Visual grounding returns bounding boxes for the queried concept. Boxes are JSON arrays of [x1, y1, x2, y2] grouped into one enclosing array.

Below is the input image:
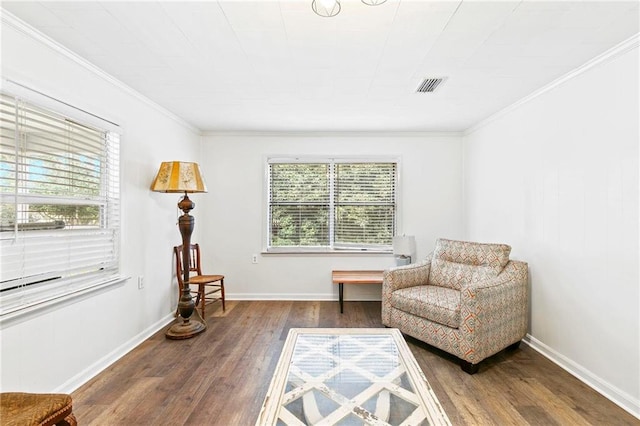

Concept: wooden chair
[[174, 244, 225, 318]]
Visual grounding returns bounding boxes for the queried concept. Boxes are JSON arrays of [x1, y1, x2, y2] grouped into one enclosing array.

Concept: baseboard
[[523, 334, 639, 419], [54, 313, 175, 394], [226, 293, 381, 301]]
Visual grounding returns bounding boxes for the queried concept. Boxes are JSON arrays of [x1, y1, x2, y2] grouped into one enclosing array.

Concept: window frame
[[0, 83, 124, 323], [265, 155, 400, 254]]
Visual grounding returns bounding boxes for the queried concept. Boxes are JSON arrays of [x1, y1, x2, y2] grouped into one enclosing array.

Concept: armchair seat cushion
[[391, 285, 460, 329]]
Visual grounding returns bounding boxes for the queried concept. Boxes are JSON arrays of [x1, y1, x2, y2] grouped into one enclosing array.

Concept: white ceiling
[[2, 1, 639, 132]]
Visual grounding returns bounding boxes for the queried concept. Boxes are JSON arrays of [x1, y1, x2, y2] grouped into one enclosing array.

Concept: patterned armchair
[[382, 238, 528, 374]]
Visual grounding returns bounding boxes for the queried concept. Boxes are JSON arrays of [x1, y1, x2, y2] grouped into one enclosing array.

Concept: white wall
[[463, 45, 639, 415], [199, 133, 464, 301], [0, 15, 202, 392]]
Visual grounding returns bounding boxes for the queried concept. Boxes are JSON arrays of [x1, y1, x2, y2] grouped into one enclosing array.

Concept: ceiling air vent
[[416, 77, 446, 93]]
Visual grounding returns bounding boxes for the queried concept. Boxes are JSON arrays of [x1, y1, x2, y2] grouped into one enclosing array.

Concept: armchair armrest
[[383, 259, 431, 292], [458, 260, 528, 363], [381, 256, 432, 325]]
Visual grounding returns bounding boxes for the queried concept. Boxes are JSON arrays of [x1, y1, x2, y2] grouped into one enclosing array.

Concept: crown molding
[[1, 9, 200, 135], [464, 33, 640, 136], [201, 130, 464, 138]]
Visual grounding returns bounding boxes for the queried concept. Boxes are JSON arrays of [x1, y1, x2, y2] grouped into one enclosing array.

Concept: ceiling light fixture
[[312, 0, 341, 17], [312, 0, 387, 17]]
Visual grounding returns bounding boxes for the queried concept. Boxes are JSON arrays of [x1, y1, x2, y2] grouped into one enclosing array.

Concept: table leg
[[339, 283, 344, 314]]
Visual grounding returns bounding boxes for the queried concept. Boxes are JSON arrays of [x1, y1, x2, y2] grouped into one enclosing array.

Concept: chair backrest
[[428, 238, 511, 290], [174, 243, 204, 285]]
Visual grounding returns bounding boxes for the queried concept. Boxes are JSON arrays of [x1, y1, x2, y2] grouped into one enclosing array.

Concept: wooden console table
[[332, 270, 384, 313]]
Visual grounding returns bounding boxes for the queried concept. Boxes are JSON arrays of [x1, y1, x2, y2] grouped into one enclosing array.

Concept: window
[[0, 92, 121, 317], [267, 157, 397, 252]]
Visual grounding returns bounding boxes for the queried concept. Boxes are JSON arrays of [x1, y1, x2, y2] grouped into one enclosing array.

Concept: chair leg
[[460, 360, 479, 375], [60, 413, 77, 426], [199, 285, 205, 318], [506, 340, 521, 351], [221, 279, 225, 311]]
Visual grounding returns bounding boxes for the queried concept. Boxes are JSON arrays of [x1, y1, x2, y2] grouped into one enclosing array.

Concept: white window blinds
[[334, 162, 396, 248], [268, 158, 397, 251], [0, 92, 120, 316], [269, 162, 330, 247]]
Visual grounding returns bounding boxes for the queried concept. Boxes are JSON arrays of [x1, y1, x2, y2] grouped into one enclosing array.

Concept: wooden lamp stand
[[165, 193, 206, 339]]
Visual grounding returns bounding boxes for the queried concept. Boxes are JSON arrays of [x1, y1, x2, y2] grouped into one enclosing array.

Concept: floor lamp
[[151, 161, 208, 340]]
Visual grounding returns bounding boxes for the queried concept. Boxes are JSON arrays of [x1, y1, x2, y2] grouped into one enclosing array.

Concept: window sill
[[263, 249, 393, 256], [0, 275, 129, 328]]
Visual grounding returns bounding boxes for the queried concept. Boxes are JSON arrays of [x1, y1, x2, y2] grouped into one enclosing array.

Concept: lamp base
[[165, 310, 206, 340], [395, 255, 412, 266]]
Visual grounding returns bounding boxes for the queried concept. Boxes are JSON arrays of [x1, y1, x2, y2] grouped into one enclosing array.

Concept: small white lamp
[[393, 235, 416, 266]]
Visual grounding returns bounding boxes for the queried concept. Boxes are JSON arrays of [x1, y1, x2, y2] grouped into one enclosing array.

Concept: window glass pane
[[336, 163, 396, 203], [0, 91, 120, 299], [334, 162, 396, 246], [270, 163, 328, 202], [0, 96, 17, 195], [18, 103, 104, 200], [269, 163, 330, 247], [335, 205, 394, 245], [0, 203, 100, 231], [270, 205, 329, 246], [0, 203, 15, 229]]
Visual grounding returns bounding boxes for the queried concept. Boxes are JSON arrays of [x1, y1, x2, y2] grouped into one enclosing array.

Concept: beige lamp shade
[[150, 161, 207, 193]]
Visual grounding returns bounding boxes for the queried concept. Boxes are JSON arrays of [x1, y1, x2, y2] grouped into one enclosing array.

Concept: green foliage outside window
[[0, 122, 104, 231], [334, 163, 395, 246], [270, 163, 329, 246]]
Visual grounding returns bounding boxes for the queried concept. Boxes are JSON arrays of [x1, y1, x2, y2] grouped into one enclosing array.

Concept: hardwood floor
[[73, 301, 638, 425]]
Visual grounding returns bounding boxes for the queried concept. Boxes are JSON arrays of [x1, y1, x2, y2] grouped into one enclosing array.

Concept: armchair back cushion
[[429, 238, 512, 290]]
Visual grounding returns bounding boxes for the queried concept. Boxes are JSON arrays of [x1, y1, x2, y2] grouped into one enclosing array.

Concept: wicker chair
[[382, 238, 528, 374], [0, 392, 76, 426]]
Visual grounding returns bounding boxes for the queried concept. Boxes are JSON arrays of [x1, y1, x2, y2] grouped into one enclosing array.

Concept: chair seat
[[174, 244, 225, 317], [189, 274, 224, 284], [0, 392, 77, 426], [391, 285, 460, 329]]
